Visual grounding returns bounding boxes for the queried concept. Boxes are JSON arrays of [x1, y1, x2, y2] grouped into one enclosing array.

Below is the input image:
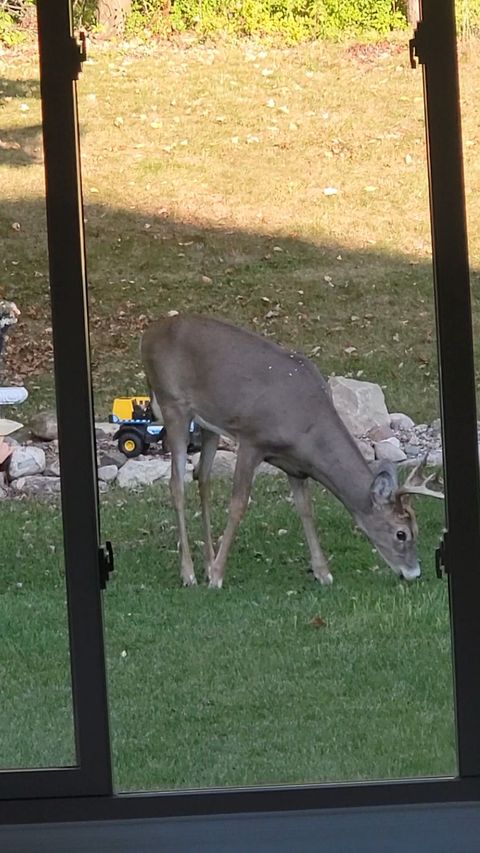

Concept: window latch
[[435, 530, 449, 579], [99, 541, 114, 589]]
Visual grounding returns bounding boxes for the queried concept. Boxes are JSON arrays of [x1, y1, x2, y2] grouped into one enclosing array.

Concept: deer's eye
[[396, 530, 407, 542]]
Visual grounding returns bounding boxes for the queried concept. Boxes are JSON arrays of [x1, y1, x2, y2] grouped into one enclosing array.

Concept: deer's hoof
[[181, 574, 197, 587], [319, 572, 333, 586], [208, 576, 223, 590]]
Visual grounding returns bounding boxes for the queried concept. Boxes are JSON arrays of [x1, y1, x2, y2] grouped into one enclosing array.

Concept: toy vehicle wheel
[[118, 430, 143, 458]]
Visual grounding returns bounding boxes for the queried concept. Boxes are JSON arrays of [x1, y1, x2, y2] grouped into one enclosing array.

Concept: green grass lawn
[[0, 480, 454, 789]]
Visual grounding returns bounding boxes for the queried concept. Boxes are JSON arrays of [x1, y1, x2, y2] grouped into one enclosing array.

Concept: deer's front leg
[[208, 443, 260, 589], [193, 428, 219, 581], [288, 475, 333, 586]]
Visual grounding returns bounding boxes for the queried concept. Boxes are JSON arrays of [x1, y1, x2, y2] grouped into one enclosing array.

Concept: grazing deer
[[141, 315, 443, 588]]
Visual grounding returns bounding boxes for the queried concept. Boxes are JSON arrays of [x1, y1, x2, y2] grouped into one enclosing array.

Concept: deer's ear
[[370, 464, 397, 506]]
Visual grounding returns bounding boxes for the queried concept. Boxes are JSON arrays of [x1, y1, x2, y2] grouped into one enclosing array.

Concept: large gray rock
[[374, 438, 407, 463], [11, 475, 61, 495], [117, 457, 173, 489], [390, 412, 415, 431], [328, 376, 390, 437], [190, 451, 279, 478], [191, 450, 237, 478], [9, 446, 46, 479], [98, 449, 127, 468], [30, 410, 58, 441], [98, 464, 118, 483]]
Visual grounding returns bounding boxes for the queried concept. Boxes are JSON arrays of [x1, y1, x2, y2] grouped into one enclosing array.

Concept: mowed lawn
[[0, 480, 453, 790], [0, 31, 474, 788]]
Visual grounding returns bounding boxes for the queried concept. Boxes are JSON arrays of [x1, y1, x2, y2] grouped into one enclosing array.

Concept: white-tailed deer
[[141, 315, 443, 588]]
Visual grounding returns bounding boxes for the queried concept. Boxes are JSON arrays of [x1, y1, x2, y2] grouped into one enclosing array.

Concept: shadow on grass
[[0, 76, 40, 104], [1, 196, 479, 422], [0, 122, 43, 166]]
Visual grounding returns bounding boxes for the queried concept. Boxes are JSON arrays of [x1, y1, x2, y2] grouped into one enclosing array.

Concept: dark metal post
[[36, 0, 112, 793], [413, 0, 480, 776]]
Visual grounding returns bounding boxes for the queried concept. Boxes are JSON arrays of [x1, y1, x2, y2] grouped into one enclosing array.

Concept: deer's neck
[[300, 420, 374, 516]]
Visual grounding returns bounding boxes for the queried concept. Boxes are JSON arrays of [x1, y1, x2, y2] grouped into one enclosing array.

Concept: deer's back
[[142, 314, 336, 444]]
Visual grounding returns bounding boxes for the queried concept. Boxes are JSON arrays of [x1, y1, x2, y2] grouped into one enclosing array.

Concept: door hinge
[[435, 530, 449, 579], [99, 541, 114, 589], [409, 19, 428, 69]]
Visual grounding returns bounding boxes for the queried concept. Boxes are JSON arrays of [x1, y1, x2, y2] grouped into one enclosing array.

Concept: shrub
[[126, 0, 408, 41], [0, 8, 25, 45]]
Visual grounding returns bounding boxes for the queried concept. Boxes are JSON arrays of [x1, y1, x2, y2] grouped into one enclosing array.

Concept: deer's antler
[[396, 455, 444, 500]]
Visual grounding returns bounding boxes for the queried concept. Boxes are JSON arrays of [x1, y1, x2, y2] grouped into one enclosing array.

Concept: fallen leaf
[[309, 616, 327, 628]]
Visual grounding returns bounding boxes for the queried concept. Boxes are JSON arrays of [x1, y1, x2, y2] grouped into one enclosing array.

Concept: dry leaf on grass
[[309, 616, 327, 629]]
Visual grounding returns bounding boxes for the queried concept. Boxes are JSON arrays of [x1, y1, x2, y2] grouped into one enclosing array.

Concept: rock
[[44, 456, 61, 477], [190, 451, 280, 478], [427, 449, 443, 466], [117, 457, 174, 489], [95, 422, 119, 438], [367, 424, 394, 442], [430, 418, 442, 435], [328, 376, 390, 437], [10, 426, 33, 443], [355, 439, 375, 462], [4, 436, 20, 448], [11, 475, 61, 495], [98, 464, 118, 483], [390, 412, 415, 431], [0, 418, 24, 436], [374, 439, 407, 463], [98, 449, 127, 468], [404, 444, 422, 458], [191, 450, 237, 478], [256, 460, 281, 476], [218, 435, 237, 452], [9, 446, 46, 479], [30, 410, 58, 441]]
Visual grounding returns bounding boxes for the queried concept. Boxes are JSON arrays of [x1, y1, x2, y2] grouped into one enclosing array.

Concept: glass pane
[[0, 19, 76, 769], [79, 35, 455, 789]]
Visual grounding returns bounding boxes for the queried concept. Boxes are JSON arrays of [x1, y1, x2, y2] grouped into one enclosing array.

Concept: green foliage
[[0, 8, 26, 45], [72, 0, 99, 29], [127, 0, 408, 41]]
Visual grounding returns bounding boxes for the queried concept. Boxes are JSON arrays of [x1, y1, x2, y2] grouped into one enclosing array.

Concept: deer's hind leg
[[193, 428, 219, 582], [161, 404, 197, 587], [288, 475, 333, 586]]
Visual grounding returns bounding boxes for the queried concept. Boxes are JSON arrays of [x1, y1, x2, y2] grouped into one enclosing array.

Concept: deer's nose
[[400, 564, 421, 581]]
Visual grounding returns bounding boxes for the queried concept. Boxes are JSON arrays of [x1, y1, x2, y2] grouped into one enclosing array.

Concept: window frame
[[2, 0, 480, 822]]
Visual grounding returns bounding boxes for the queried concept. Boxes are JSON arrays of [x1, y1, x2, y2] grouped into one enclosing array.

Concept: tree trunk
[[97, 0, 132, 35], [406, 0, 420, 26]]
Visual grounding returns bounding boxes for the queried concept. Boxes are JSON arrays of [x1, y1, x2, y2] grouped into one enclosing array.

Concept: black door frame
[[2, 0, 480, 824], [0, 0, 112, 801]]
